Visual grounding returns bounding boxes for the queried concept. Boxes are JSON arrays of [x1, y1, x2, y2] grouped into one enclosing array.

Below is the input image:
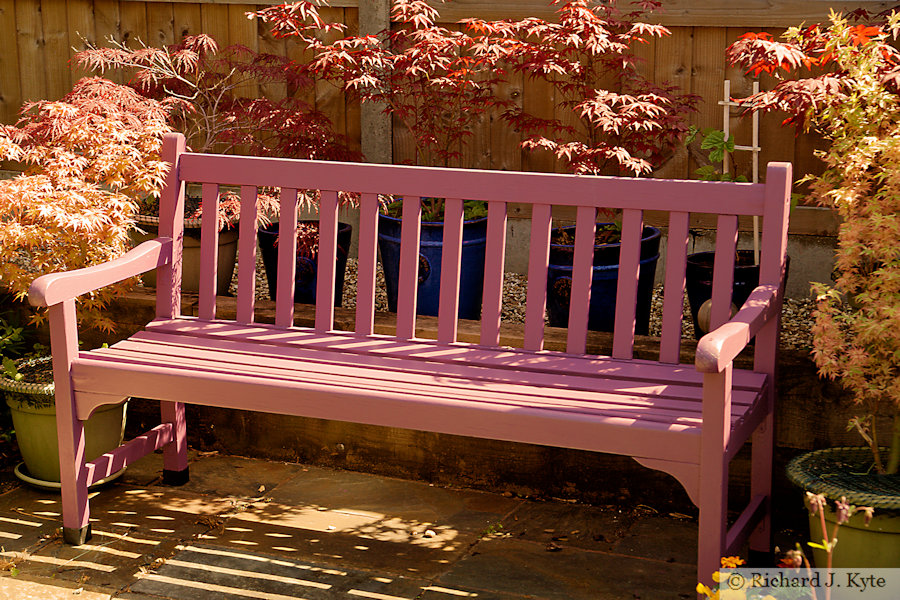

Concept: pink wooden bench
[[30, 132, 791, 586]]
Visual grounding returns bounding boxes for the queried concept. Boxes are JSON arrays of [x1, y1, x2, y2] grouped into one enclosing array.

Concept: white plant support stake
[[719, 80, 761, 264]]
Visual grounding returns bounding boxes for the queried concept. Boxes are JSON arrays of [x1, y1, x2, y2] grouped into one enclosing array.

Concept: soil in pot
[[378, 213, 488, 320], [546, 224, 661, 334], [257, 221, 353, 306]]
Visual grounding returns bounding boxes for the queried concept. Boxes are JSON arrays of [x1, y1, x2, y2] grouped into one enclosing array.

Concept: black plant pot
[[257, 221, 353, 306], [685, 250, 765, 339], [546, 224, 661, 334]]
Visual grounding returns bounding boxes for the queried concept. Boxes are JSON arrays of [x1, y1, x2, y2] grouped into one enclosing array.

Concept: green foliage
[[686, 127, 748, 182]]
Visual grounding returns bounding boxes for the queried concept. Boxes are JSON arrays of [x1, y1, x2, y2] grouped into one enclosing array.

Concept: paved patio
[[0, 452, 703, 599]]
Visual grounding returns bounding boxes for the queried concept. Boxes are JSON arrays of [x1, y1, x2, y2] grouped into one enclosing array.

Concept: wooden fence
[[1, 0, 882, 230]]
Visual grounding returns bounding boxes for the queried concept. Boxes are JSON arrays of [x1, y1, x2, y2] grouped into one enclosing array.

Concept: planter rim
[[787, 446, 900, 509], [0, 356, 55, 398], [135, 212, 205, 230], [550, 224, 661, 251], [378, 207, 488, 227]]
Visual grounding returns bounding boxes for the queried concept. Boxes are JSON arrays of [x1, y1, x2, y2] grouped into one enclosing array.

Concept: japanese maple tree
[[76, 34, 358, 162], [462, 0, 697, 176], [256, 0, 499, 220], [728, 10, 900, 473], [0, 77, 174, 331], [77, 33, 362, 252]]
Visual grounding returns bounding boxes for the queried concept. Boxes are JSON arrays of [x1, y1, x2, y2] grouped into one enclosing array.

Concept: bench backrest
[[155, 133, 791, 365]]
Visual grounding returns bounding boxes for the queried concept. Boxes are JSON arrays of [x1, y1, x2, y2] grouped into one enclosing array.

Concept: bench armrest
[[694, 284, 780, 374], [28, 238, 173, 308]]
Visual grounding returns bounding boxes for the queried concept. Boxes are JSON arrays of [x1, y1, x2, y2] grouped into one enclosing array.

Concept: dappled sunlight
[[127, 543, 481, 599]]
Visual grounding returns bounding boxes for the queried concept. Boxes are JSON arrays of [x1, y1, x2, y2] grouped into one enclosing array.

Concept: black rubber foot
[[748, 548, 772, 567], [162, 467, 190, 486], [63, 524, 92, 546]]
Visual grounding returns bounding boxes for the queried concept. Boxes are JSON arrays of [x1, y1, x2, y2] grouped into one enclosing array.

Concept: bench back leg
[[50, 300, 92, 544], [161, 401, 190, 485]]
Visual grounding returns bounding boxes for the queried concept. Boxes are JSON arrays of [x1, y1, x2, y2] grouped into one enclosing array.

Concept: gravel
[[239, 255, 815, 351]]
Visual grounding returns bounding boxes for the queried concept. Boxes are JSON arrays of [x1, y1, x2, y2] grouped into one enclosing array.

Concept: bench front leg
[[50, 300, 92, 545], [697, 364, 732, 589]]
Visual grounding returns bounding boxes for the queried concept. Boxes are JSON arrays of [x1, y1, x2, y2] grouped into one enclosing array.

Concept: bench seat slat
[[144, 318, 768, 390], [81, 342, 752, 428], [71, 356, 703, 463], [112, 331, 762, 407]]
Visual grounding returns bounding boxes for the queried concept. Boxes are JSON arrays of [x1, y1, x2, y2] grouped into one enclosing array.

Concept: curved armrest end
[[695, 284, 780, 373], [28, 238, 173, 307]]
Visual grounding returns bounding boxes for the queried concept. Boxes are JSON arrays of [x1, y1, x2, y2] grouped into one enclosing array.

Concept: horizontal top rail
[[178, 153, 775, 217]]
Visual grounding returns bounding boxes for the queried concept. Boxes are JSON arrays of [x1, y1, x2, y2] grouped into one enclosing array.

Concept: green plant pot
[[1, 357, 127, 485], [805, 499, 900, 568], [787, 446, 900, 568]]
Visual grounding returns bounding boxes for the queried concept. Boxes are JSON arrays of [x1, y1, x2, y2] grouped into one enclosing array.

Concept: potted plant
[[682, 127, 764, 338], [257, 0, 497, 319], [463, 0, 695, 332], [1, 352, 127, 489], [77, 34, 360, 296], [729, 9, 900, 565]]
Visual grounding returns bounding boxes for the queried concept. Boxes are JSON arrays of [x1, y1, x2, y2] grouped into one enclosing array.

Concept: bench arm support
[[29, 238, 173, 308], [695, 284, 780, 374]]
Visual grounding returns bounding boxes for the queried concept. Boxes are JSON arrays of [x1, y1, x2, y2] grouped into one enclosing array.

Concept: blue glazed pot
[[378, 210, 488, 320], [546, 224, 661, 334]]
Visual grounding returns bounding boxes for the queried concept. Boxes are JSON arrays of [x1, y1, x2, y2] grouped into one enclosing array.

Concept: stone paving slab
[[87, 485, 237, 541], [0, 574, 113, 599], [157, 454, 306, 500], [129, 543, 431, 600], [611, 515, 699, 566], [498, 500, 635, 552], [434, 536, 696, 600], [0, 454, 704, 599]]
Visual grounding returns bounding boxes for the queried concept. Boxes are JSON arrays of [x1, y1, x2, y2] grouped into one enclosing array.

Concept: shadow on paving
[[0, 452, 699, 599]]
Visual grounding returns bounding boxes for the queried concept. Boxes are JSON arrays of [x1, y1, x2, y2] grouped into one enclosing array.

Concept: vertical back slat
[[156, 133, 185, 320], [566, 206, 597, 354], [524, 204, 552, 351], [612, 209, 644, 359], [355, 193, 380, 336], [236, 185, 258, 324], [275, 188, 299, 328], [198, 183, 220, 321], [659, 211, 690, 363], [396, 196, 422, 339], [710, 214, 739, 331], [480, 200, 507, 346], [438, 198, 464, 343], [315, 190, 339, 332]]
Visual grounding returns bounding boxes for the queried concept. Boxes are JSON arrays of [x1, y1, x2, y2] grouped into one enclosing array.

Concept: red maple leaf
[[848, 24, 882, 46]]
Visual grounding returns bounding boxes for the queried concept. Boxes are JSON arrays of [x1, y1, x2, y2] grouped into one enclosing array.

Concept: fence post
[[359, 0, 392, 164]]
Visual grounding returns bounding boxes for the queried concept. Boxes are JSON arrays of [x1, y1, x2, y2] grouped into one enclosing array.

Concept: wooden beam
[[428, 0, 895, 28]]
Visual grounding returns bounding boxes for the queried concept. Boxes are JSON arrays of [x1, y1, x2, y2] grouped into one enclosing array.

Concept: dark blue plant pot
[[257, 220, 353, 306], [378, 211, 488, 320], [546, 224, 661, 334]]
